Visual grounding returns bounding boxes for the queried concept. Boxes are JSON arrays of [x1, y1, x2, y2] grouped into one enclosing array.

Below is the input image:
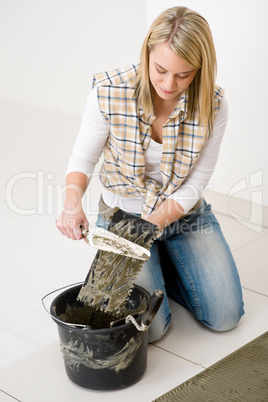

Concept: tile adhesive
[[57, 213, 155, 327]]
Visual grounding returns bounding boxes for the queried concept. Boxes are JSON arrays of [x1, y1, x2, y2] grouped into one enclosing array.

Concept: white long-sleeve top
[[67, 87, 228, 214]]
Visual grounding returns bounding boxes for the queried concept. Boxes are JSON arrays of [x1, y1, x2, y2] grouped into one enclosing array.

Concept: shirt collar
[[169, 90, 188, 119], [137, 89, 188, 121]]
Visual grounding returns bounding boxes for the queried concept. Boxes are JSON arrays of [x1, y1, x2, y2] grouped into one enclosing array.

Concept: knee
[[208, 312, 242, 332], [200, 299, 245, 332]]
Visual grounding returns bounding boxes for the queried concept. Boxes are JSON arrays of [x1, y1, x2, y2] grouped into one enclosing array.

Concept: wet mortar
[[56, 299, 147, 329], [57, 212, 156, 329]]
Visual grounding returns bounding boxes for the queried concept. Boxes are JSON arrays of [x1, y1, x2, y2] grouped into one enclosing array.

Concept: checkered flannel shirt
[[92, 65, 224, 235]]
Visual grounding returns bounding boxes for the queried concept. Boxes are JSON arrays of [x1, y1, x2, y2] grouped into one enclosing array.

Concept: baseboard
[[205, 190, 268, 230]]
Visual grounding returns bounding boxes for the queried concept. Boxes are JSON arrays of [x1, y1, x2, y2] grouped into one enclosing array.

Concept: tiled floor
[[1, 99, 267, 401]]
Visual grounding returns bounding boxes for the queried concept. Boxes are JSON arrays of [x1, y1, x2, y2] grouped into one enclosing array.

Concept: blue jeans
[[95, 199, 245, 343]]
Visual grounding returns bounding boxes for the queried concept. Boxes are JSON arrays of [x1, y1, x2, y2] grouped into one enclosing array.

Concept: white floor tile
[[0, 391, 19, 402], [214, 212, 267, 252], [233, 234, 268, 296], [154, 289, 268, 368], [0, 341, 203, 402], [0, 212, 97, 369]]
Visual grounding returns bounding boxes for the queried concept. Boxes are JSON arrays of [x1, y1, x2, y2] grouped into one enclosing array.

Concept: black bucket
[[49, 284, 151, 390]]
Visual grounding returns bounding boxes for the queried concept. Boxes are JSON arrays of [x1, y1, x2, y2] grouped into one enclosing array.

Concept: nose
[[164, 74, 176, 91]]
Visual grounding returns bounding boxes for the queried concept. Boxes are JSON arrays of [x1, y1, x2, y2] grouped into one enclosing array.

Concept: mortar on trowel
[[43, 209, 163, 390]]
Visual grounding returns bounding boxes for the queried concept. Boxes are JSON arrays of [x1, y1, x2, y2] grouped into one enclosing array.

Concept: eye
[[177, 74, 190, 80], [156, 68, 166, 74]]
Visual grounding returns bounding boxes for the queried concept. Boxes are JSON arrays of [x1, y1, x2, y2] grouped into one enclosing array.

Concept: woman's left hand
[[145, 198, 184, 230]]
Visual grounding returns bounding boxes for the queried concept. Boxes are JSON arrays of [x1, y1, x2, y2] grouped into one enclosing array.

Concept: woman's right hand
[[56, 201, 89, 241], [56, 172, 90, 240]]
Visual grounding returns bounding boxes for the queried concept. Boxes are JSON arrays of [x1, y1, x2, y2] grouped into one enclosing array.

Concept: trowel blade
[[83, 226, 151, 261]]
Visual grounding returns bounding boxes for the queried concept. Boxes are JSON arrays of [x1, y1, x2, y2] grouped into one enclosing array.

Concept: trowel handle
[[80, 226, 93, 240], [81, 227, 88, 237], [141, 289, 164, 330]]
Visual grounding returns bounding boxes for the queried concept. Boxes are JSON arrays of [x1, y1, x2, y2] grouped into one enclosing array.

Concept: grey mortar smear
[[60, 335, 142, 374], [77, 219, 154, 316]]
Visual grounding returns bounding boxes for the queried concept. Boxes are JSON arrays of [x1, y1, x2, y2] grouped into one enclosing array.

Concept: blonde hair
[[135, 6, 217, 137]]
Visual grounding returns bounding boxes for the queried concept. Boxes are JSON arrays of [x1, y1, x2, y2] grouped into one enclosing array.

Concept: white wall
[[0, 0, 147, 116], [146, 0, 268, 208], [1, 0, 267, 210]]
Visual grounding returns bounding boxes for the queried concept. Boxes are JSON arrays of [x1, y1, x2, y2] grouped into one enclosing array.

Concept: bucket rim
[[42, 283, 151, 333]]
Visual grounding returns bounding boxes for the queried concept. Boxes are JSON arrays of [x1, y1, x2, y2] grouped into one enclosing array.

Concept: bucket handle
[[41, 282, 91, 330], [110, 289, 164, 331], [126, 289, 164, 331]]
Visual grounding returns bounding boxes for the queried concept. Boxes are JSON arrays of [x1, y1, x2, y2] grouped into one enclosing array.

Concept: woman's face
[[149, 42, 197, 103]]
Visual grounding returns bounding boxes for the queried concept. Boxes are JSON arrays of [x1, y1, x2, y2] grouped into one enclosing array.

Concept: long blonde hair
[[135, 6, 217, 137]]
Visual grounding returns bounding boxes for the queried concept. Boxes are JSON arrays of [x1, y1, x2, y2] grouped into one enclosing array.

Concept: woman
[[57, 6, 244, 342]]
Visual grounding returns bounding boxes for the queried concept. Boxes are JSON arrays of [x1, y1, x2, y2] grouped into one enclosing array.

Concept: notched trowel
[[81, 225, 150, 261], [77, 208, 157, 316]]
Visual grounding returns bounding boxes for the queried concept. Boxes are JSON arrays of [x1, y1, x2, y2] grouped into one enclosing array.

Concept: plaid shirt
[[93, 65, 224, 226]]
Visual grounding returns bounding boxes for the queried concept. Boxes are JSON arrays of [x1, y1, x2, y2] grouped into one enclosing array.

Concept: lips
[[159, 86, 177, 95]]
